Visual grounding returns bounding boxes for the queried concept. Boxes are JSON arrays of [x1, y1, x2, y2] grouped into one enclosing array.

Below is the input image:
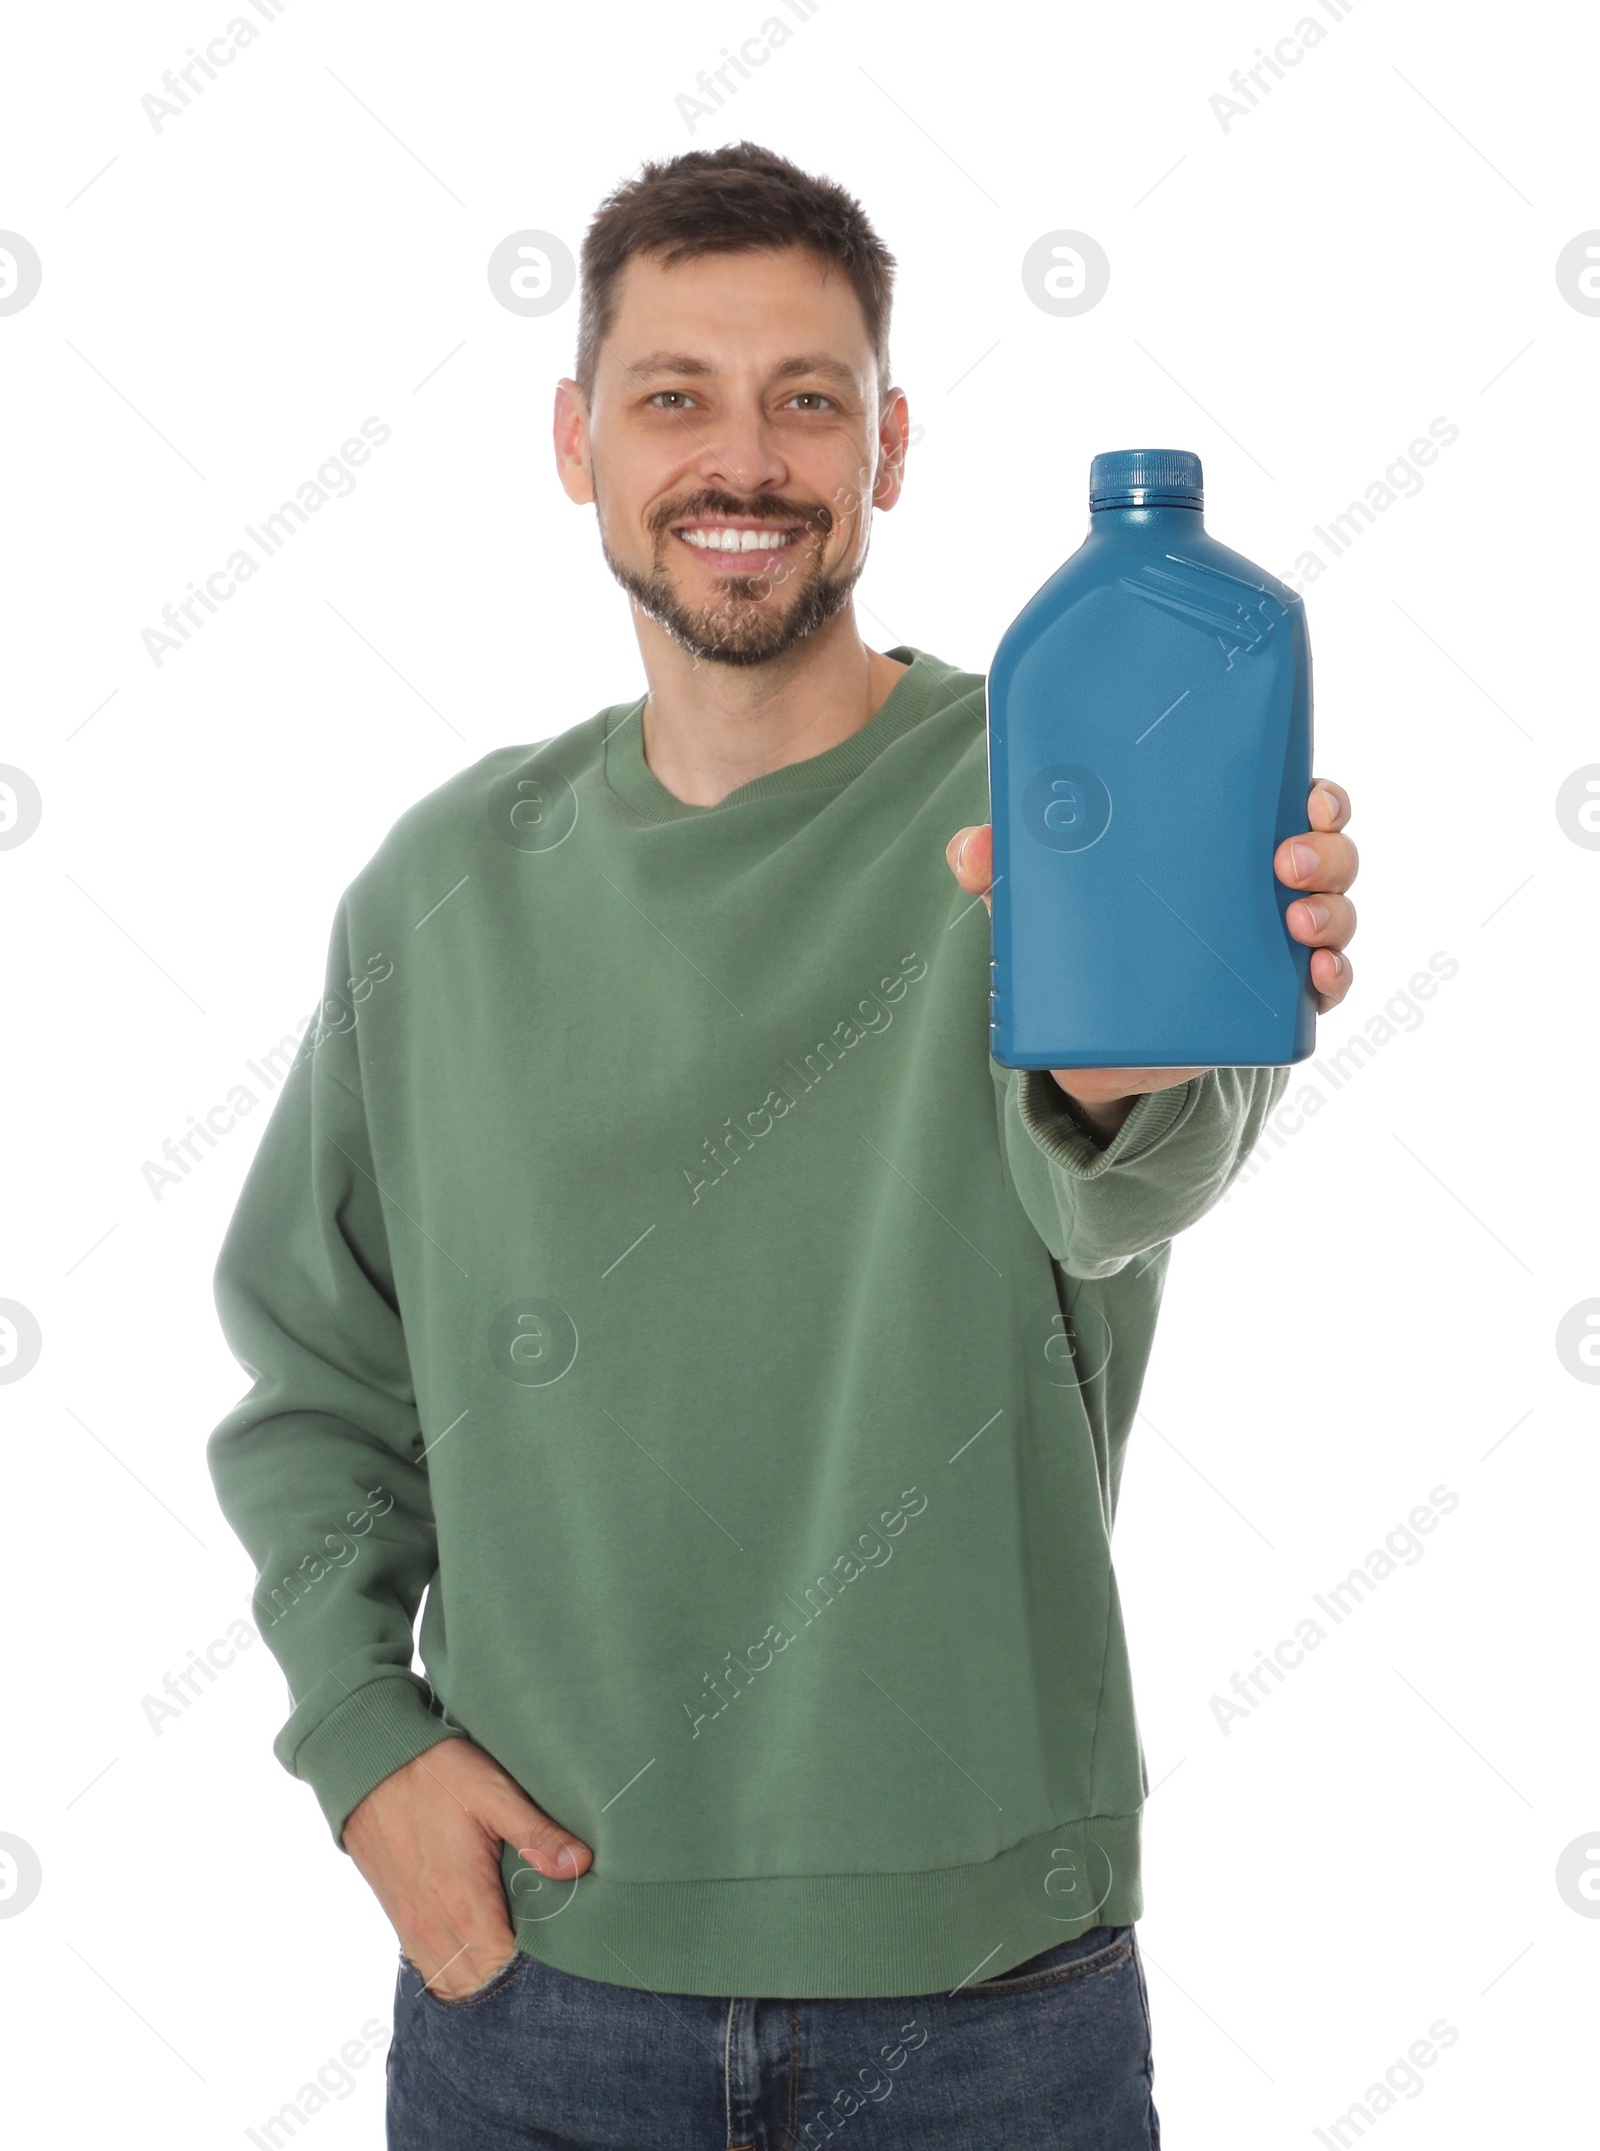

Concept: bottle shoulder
[[992, 528, 1302, 680]]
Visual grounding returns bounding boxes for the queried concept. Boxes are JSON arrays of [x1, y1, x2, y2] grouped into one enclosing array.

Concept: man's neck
[[632, 611, 910, 808]]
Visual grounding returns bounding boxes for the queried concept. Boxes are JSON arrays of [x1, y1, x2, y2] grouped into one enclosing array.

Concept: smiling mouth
[[670, 520, 809, 571]]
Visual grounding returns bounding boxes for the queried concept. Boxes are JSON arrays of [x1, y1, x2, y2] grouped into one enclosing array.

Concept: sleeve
[[207, 896, 466, 1844], [994, 1062, 1290, 1280]]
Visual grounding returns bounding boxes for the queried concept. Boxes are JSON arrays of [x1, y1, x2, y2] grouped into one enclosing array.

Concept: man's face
[[560, 246, 905, 667]]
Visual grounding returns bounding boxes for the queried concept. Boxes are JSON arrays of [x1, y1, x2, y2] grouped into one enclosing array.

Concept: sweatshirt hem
[[502, 1809, 1143, 1999]]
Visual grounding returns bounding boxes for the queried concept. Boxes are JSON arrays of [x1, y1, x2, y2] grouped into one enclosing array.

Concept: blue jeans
[[387, 1922, 1160, 2148]]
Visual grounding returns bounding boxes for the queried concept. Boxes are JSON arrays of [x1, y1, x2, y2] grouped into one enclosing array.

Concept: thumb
[[478, 1783, 592, 1878], [946, 823, 993, 893]]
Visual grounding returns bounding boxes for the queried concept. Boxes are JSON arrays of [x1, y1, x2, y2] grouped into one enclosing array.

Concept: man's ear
[[553, 378, 595, 507], [872, 387, 912, 513]]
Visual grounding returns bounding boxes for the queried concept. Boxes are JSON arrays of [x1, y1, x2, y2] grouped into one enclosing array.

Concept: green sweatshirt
[[208, 645, 1285, 1999]]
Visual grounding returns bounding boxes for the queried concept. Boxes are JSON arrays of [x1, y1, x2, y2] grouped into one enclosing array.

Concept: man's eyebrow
[[768, 355, 861, 390], [625, 351, 716, 379], [624, 351, 862, 391]]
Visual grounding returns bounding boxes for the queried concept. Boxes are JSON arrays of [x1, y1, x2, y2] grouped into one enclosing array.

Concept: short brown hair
[[575, 141, 896, 407]]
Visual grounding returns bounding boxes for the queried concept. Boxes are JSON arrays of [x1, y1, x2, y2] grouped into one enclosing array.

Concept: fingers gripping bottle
[[986, 449, 1316, 1069]]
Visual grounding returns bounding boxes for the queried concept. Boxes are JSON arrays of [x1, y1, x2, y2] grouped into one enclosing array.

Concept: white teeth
[[678, 526, 796, 552]]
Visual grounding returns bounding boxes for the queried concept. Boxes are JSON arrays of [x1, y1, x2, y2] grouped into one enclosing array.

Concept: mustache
[[653, 492, 834, 540]]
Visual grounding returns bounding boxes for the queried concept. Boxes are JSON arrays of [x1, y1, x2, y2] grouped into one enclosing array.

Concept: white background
[[2, 1, 1596, 2143]]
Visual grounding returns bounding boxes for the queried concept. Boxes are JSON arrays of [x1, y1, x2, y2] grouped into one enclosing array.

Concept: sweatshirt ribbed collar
[[601, 645, 955, 824]]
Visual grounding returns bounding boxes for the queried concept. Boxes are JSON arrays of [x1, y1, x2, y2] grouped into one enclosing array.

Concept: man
[[210, 142, 1358, 2148]]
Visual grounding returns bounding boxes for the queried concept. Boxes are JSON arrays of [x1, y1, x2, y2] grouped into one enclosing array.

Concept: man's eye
[[787, 392, 834, 410], [650, 391, 696, 409]]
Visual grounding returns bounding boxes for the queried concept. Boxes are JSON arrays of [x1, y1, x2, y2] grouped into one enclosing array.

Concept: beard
[[597, 491, 866, 668]]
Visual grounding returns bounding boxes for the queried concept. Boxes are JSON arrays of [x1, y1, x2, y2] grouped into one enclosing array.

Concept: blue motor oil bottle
[[986, 448, 1316, 1069]]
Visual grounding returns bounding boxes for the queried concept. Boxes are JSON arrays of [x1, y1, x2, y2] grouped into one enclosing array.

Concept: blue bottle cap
[[1089, 449, 1204, 509]]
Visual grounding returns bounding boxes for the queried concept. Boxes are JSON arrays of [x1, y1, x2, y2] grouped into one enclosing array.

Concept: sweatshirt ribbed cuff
[[291, 1676, 468, 1846], [1013, 1069, 1199, 1181]]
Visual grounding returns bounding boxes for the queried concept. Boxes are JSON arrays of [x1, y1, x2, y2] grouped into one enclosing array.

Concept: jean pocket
[[967, 1924, 1133, 1995], [402, 1945, 533, 2012]]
